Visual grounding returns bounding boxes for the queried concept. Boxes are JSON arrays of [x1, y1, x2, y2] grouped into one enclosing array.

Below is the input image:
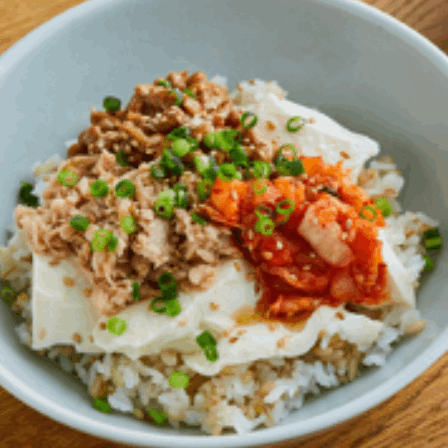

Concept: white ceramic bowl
[[1, 0, 448, 446]]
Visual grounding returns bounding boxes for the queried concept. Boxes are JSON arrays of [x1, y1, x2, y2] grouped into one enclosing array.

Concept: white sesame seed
[[263, 251, 273, 260], [303, 265, 312, 271], [276, 240, 284, 250], [309, 252, 316, 258], [341, 232, 348, 241], [231, 190, 238, 201], [290, 274, 298, 282], [312, 217, 319, 225], [247, 229, 254, 240], [346, 219, 353, 229]]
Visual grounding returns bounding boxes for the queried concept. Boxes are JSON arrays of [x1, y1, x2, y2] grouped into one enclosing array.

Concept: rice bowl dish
[[0, 72, 442, 435]]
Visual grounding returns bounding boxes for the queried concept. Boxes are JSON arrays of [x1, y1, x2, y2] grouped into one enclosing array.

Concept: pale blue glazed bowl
[[0, 0, 447, 446]]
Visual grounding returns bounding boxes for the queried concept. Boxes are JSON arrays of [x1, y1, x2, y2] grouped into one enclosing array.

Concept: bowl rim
[[1, 0, 448, 446]]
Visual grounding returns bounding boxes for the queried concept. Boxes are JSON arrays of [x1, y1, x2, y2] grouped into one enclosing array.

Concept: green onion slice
[[70, 215, 90, 232], [160, 149, 184, 176], [107, 235, 119, 252], [1, 286, 16, 303], [423, 255, 435, 271], [203, 132, 219, 149], [359, 205, 378, 222], [197, 179, 214, 201], [115, 179, 135, 198], [278, 144, 297, 160], [166, 126, 190, 140], [57, 169, 78, 187], [169, 371, 190, 389], [288, 159, 305, 176], [255, 205, 272, 219], [90, 179, 109, 198], [217, 163, 241, 182], [115, 151, 129, 167], [120, 216, 137, 234], [250, 161, 272, 179], [422, 228, 442, 251], [150, 297, 167, 314], [170, 88, 183, 106], [154, 199, 174, 219], [171, 138, 191, 158], [19, 182, 39, 208], [192, 213, 207, 225], [286, 116, 305, 132], [158, 272, 177, 293], [91, 229, 113, 252], [229, 145, 249, 167], [132, 281, 140, 300], [374, 197, 393, 218], [103, 96, 121, 112], [165, 298, 182, 317], [151, 164, 166, 180], [196, 330, 217, 349], [240, 112, 258, 129], [105, 316, 127, 336], [276, 199, 295, 215], [93, 398, 112, 413], [157, 79, 172, 89], [183, 88, 196, 99], [147, 408, 168, 425], [255, 217, 275, 236], [204, 345, 219, 362], [252, 179, 268, 195], [274, 214, 290, 226]]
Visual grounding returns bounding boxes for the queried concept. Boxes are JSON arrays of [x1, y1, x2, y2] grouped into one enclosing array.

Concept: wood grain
[[2, 1, 448, 447]]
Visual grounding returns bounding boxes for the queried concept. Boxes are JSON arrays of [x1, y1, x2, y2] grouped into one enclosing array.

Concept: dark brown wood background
[[2, 1, 448, 447]]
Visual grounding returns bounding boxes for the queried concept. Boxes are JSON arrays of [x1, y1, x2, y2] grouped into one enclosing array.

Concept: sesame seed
[[309, 252, 316, 258], [262, 251, 273, 260], [63, 277, 76, 287], [340, 151, 350, 159], [39, 328, 46, 340], [73, 333, 83, 344], [229, 336, 239, 344], [341, 232, 348, 241], [247, 229, 254, 240], [89, 335, 94, 343], [290, 274, 298, 282], [231, 190, 238, 201], [308, 117, 316, 124], [303, 265, 312, 271], [346, 219, 353, 229], [276, 240, 284, 250], [234, 262, 241, 271], [209, 302, 220, 311], [312, 217, 319, 225]]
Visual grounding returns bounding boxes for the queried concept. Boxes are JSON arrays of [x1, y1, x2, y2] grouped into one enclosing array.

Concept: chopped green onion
[[157, 79, 172, 89], [93, 398, 112, 413], [286, 116, 305, 132], [422, 228, 442, 252], [276, 199, 295, 215], [132, 281, 140, 300], [229, 144, 249, 167], [151, 297, 167, 314], [107, 235, 119, 252], [1, 286, 16, 303], [151, 164, 166, 180], [105, 316, 127, 336], [217, 163, 241, 182], [197, 179, 214, 201], [161, 149, 184, 176], [252, 179, 268, 195], [359, 205, 377, 222], [173, 183, 187, 193], [374, 197, 393, 218], [288, 159, 305, 176], [166, 126, 190, 140], [204, 345, 219, 362], [425, 237, 443, 251], [192, 213, 207, 225], [183, 88, 196, 99], [165, 298, 182, 317], [196, 330, 217, 349], [147, 408, 168, 425], [57, 169, 78, 187], [169, 371, 190, 389], [194, 156, 218, 180], [255, 205, 272, 219], [158, 189, 175, 205], [120, 216, 137, 234], [423, 255, 435, 271], [250, 161, 271, 179], [255, 217, 275, 236], [69, 215, 90, 232], [171, 138, 192, 158], [91, 229, 113, 252], [169, 88, 183, 106], [158, 272, 177, 293], [240, 112, 258, 129], [103, 96, 121, 112], [115, 179, 135, 198], [154, 199, 174, 219], [203, 132, 220, 149], [115, 151, 129, 167], [185, 136, 199, 151], [278, 144, 298, 160], [90, 179, 109, 198], [174, 190, 189, 209], [19, 182, 39, 207]]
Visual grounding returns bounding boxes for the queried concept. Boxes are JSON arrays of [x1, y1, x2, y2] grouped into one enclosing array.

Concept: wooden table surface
[[2, 0, 448, 447]]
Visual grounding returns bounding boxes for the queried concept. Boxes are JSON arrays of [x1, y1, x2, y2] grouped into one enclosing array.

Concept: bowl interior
[[1, 0, 448, 446]]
